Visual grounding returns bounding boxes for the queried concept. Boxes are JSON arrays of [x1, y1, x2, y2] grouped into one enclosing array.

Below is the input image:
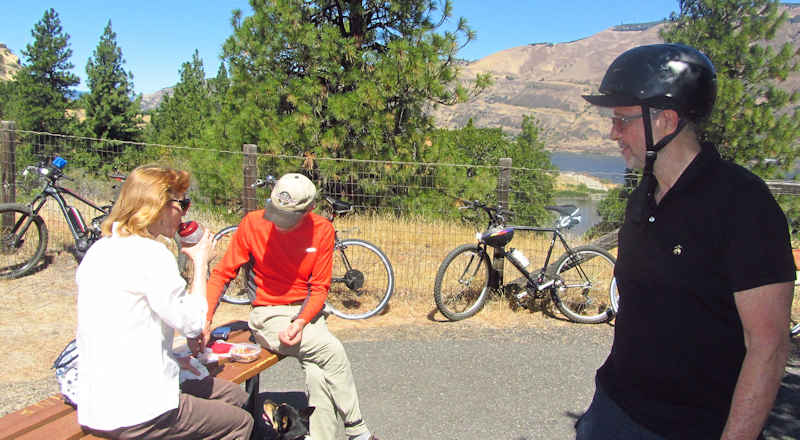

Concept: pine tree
[[426, 116, 555, 224], [149, 50, 212, 146], [82, 20, 141, 142], [209, 62, 230, 114], [661, 0, 800, 179], [0, 81, 15, 120], [220, 0, 491, 161], [13, 8, 80, 133]]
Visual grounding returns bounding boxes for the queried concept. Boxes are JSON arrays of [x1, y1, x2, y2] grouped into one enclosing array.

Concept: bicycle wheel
[[610, 277, 619, 315], [433, 244, 492, 321], [211, 226, 256, 305], [552, 245, 616, 324], [0, 204, 48, 279], [327, 239, 395, 320]]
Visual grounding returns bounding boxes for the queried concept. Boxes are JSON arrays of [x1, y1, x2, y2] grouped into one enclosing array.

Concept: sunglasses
[[609, 113, 644, 130], [171, 197, 191, 212], [607, 109, 662, 131]]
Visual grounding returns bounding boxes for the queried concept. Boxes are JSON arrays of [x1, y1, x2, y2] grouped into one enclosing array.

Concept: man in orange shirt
[[203, 173, 378, 440]]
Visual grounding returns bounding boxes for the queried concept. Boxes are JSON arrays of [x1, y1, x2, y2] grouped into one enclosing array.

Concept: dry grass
[[0, 205, 612, 412], [3, 204, 797, 417]]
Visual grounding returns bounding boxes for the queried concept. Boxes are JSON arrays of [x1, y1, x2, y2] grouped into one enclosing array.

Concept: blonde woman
[[76, 165, 253, 439]]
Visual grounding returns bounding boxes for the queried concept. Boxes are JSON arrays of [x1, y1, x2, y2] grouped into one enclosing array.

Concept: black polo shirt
[[597, 144, 795, 439]]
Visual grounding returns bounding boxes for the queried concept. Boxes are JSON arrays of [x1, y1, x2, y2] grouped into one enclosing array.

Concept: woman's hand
[[181, 229, 214, 266], [176, 355, 201, 376]]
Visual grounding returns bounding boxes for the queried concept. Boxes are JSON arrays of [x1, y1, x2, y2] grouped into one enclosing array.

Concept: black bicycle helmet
[[583, 43, 717, 122], [583, 44, 717, 224]]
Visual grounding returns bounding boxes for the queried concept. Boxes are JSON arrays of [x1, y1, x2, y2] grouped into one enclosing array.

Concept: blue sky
[[4, 1, 679, 95]]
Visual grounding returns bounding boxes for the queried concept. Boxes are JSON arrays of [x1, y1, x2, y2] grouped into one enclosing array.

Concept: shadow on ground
[[559, 338, 800, 440], [763, 338, 800, 439]]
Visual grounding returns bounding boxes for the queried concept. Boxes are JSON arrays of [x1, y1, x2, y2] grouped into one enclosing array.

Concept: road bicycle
[[210, 177, 395, 320], [433, 199, 617, 323], [0, 157, 124, 279]]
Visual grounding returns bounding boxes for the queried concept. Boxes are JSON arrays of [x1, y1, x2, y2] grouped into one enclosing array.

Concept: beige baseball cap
[[263, 173, 317, 230]]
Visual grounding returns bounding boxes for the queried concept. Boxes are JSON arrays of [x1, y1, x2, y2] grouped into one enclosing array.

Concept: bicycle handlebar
[[252, 175, 277, 188], [458, 198, 582, 231], [22, 163, 72, 183], [456, 198, 512, 227]]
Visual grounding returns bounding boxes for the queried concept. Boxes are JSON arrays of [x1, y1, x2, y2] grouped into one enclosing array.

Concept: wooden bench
[[0, 321, 282, 440]]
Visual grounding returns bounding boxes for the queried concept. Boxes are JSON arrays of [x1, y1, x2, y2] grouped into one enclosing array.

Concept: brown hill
[[431, 4, 800, 154], [0, 43, 21, 81], [140, 86, 173, 112]]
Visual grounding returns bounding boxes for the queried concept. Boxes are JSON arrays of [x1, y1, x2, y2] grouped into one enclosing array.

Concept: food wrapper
[[230, 343, 261, 363]]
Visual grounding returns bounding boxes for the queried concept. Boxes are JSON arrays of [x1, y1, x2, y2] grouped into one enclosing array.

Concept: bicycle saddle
[[324, 196, 352, 214], [545, 205, 578, 217]]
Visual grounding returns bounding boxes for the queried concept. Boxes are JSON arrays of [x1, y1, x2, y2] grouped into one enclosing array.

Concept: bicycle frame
[[9, 166, 111, 256], [28, 182, 108, 241], [486, 225, 577, 291], [325, 197, 359, 287], [457, 198, 587, 295]]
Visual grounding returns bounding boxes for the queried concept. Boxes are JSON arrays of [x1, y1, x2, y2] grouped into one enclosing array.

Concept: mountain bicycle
[[210, 177, 395, 320], [433, 199, 616, 323], [0, 157, 124, 279]]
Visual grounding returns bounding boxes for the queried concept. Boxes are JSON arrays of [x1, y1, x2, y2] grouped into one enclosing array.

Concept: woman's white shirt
[[75, 228, 207, 430]]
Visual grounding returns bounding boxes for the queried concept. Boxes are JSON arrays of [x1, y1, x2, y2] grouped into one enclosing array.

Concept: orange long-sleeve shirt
[[206, 210, 334, 324]]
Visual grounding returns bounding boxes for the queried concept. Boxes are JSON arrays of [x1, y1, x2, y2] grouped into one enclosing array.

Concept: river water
[[550, 151, 626, 184], [549, 151, 626, 236]]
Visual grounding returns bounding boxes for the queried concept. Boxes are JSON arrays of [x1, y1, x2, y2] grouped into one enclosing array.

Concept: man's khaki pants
[[250, 305, 369, 440]]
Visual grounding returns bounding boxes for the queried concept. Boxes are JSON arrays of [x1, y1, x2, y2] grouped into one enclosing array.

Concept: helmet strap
[[630, 105, 687, 223]]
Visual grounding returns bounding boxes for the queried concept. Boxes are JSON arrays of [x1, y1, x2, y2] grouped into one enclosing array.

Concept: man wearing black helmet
[[579, 43, 795, 439]]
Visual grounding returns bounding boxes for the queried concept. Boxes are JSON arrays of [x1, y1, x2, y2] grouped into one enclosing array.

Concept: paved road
[[256, 323, 800, 440]]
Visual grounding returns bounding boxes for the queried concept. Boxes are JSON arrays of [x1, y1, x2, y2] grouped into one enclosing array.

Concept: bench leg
[[244, 373, 260, 413]]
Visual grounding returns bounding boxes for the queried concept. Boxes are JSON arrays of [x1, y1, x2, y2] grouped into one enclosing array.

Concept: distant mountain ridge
[[430, 3, 800, 154], [140, 87, 173, 112]]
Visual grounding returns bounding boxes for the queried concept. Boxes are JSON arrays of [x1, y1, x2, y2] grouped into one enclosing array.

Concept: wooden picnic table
[[0, 321, 281, 440]]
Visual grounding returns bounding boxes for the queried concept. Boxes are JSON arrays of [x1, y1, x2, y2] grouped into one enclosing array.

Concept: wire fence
[[2, 124, 798, 302]]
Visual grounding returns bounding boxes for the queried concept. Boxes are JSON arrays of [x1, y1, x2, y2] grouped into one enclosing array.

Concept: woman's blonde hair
[[101, 165, 190, 238]]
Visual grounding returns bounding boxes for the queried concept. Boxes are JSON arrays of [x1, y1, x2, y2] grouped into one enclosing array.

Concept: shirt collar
[[663, 142, 720, 198]]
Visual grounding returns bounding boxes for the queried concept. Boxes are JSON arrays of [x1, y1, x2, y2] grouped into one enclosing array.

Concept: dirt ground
[[0, 247, 568, 417]]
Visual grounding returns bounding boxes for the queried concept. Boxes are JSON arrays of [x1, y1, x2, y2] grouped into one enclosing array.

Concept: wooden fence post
[[242, 144, 258, 213], [1, 121, 16, 205], [493, 157, 512, 286], [1, 121, 16, 231]]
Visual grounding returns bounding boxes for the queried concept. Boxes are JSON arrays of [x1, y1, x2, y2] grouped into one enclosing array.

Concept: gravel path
[[2, 321, 798, 439], [258, 324, 800, 440]]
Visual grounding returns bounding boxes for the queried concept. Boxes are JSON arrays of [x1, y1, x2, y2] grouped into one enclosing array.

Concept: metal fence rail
[[2, 124, 796, 300]]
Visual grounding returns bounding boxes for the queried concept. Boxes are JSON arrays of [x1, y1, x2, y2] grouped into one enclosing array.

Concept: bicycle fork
[[2, 197, 48, 250]]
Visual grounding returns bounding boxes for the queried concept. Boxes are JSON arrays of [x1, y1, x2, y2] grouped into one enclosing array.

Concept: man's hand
[[278, 319, 307, 346]]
